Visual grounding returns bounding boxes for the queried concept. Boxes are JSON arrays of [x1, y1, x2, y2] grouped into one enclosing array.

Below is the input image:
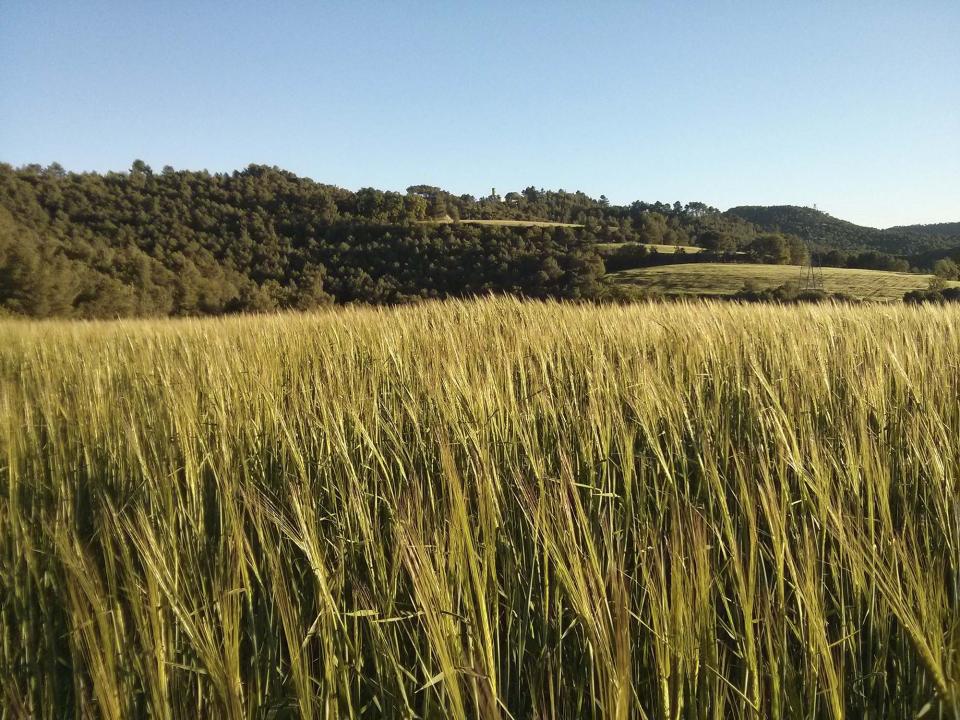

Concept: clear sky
[[2, 1, 957, 228]]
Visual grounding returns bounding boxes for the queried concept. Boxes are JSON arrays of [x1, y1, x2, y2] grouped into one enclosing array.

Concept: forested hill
[[725, 205, 960, 255], [0, 161, 761, 318], [0, 162, 609, 318], [887, 221, 960, 238], [2, 161, 957, 319]]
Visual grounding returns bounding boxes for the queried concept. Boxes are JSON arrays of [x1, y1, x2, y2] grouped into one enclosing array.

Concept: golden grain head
[[1, 298, 958, 718]]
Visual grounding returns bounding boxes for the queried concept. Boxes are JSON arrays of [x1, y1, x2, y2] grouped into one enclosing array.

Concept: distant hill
[[886, 221, 960, 238], [724, 205, 960, 256]]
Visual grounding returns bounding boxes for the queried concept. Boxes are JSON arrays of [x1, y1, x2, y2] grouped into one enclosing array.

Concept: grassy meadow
[[609, 262, 955, 300], [597, 242, 706, 255], [2, 298, 959, 719]]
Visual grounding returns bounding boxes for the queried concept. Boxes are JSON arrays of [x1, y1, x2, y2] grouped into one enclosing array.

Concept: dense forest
[[886, 221, 960, 238], [2, 161, 958, 318], [0, 163, 609, 318]]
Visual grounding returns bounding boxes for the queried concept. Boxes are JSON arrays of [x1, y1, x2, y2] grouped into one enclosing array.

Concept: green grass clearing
[[597, 241, 706, 254]]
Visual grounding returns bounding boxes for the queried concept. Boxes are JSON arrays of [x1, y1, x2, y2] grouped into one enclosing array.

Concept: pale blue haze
[[2, 1, 958, 227]]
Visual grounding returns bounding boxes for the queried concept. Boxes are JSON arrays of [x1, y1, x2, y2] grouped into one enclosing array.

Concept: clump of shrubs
[[733, 281, 856, 304], [903, 287, 960, 304], [903, 276, 960, 304], [601, 243, 652, 271]]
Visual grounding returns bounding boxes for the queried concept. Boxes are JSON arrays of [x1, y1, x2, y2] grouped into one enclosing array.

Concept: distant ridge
[[886, 221, 960, 237], [724, 205, 960, 255]]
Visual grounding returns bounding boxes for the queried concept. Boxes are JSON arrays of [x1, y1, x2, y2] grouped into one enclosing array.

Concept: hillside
[[2, 160, 956, 319], [888, 221, 960, 237], [725, 205, 960, 256], [608, 262, 953, 301], [0, 163, 606, 318]]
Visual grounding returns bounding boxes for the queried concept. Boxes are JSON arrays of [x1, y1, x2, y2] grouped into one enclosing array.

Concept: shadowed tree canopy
[[2, 162, 954, 318], [0, 163, 605, 318]]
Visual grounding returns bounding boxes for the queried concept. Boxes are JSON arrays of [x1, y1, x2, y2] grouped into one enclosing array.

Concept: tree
[[404, 194, 428, 221], [288, 265, 332, 310], [933, 258, 959, 280], [637, 212, 667, 245], [786, 235, 808, 265], [697, 229, 735, 252], [355, 188, 384, 220], [428, 195, 448, 219], [130, 159, 152, 176], [602, 243, 650, 271], [0, 208, 83, 316], [747, 234, 791, 264], [44, 162, 66, 178]]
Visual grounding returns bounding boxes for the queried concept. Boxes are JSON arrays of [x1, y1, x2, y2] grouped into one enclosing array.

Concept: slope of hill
[[725, 205, 960, 256], [3, 160, 956, 318], [608, 262, 954, 301], [888, 221, 960, 237], [0, 163, 613, 318]]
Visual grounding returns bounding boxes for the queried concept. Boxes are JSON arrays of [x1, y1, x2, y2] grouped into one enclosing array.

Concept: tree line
[[1, 163, 605, 318], [3, 161, 955, 318]]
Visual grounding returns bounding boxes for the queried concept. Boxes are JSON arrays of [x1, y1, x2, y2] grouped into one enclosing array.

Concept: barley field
[[1, 299, 958, 719], [609, 263, 955, 300]]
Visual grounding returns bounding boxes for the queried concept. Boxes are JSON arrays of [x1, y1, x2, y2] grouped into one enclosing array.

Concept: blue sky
[[2, 1, 957, 227]]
